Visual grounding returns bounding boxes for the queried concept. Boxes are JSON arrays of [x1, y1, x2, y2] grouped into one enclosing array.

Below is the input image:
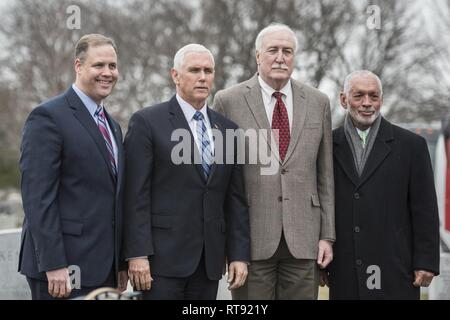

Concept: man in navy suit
[[122, 44, 250, 299], [19, 34, 127, 299]]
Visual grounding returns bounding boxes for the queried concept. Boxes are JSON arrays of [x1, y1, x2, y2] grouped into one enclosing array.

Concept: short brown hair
[[75, 34, 117, 63]]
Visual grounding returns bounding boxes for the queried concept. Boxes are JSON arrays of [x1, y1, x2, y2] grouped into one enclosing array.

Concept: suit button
[[354, 193, 360, 199], [354, 226, 360, 233], [278, 196, 283, 202], [281, 169, 288, 174], [356, 259, 362, 266]]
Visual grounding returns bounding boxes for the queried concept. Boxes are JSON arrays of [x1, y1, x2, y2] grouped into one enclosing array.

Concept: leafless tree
[[0, 0, 446, 162]]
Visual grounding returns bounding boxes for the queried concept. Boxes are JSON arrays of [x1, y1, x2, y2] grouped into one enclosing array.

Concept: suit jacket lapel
[[357, 118, 393, 187], [243, 75, 279, 162], [333, 127, 360, 186], [65, 87, 116, 182], [168, 96, 206, 182], [206, 108, 226, 185], [283, 80, 307, 164]]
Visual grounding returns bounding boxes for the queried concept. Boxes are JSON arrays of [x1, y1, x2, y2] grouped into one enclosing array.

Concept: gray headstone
[[429, 253, 450, 300], [217, 274, 231, 300], [0, 229, 30, 300]]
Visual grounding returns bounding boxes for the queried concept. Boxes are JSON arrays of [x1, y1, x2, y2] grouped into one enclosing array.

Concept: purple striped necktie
[[94, 105, 117, 177]]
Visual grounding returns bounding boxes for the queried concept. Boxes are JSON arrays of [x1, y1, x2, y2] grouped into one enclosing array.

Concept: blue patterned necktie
[[95, 105, 117, 177], [193, 111, 213, 179]]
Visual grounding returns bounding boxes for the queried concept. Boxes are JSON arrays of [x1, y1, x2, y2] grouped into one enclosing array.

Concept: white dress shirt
[[176, 94, 215, 154], [258, 76, 293, 131]]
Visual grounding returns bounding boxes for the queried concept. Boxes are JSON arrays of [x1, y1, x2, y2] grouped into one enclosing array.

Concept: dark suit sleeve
[[409, 137, 440, 275], [224, 130, 251, 263], [20, 107, 68, 272], [122, 112, 155, 259]]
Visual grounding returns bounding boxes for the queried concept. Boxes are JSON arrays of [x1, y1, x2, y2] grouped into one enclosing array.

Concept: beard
[[348, 108, 380, 129]]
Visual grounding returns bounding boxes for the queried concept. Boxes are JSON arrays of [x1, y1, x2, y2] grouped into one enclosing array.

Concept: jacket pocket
[[151, 215, 172, 229], [311, 194, 321, 207], [61, 220, 83, 236]]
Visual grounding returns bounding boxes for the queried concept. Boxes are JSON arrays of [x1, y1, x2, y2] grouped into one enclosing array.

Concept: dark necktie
[[95, 105, 117, 177], [272, 92, 290, 162]]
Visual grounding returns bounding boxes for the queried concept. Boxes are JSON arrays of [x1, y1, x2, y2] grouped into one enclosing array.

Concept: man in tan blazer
[[213, 23, 335, 299]]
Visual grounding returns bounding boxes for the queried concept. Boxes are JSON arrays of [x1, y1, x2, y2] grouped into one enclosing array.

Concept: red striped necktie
[[272, 92, 290, 162], [95, 105, 117, 176]]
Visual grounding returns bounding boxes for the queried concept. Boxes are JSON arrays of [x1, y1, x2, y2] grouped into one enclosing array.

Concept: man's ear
[[74, 58, 82, 75], [170, 68, 179, 85], [255, 51, 260, 66], [339, 92, 348, 109]]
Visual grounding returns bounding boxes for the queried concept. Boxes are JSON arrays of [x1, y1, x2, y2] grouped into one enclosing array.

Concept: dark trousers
[[232, 233, 320, 300], [27, 266, 116, 300], [141, 251, 219, 300]]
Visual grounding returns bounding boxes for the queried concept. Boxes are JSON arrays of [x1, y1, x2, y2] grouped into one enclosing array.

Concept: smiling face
[[74, 44, 118, 104], [171, 51, 214, 109], [340, 74, 383, 130], [256, 30, 296, 90]]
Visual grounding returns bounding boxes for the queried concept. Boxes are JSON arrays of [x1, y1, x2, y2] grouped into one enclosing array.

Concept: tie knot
[[273, 91, 284, 100], [95, 105, 105, 119], [193, 111, 204, 121]]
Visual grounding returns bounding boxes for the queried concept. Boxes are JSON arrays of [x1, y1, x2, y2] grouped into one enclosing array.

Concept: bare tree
[[199, 0, 356, 99], [331, 0, 447, 123]]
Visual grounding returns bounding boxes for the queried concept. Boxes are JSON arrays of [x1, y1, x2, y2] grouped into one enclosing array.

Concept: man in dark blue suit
[[122, 44, 251, 299], [19, 34, 127, 299]]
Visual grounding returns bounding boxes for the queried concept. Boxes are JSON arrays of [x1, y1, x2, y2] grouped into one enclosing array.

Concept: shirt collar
[[72, 83, 102, 117], [258, 75, 292, 99], [176, 94, 208, 122], [356, 127, 370, 137]]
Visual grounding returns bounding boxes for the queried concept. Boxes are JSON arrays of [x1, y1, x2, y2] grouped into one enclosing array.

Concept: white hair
[[255, 23, 298, 53], [343, 70, 383, 97], [173, 43, 215, 70]]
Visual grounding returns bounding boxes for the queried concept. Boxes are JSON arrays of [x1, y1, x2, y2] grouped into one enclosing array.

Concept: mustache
[[272, 63, 289, 70], [358, 108, 377, 112]]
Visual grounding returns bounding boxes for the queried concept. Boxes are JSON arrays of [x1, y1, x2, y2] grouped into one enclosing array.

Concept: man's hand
[[413, 270, 435, 287], [227, 261, 248, 290], [128, 258, 152, 291], [317, 240, 333, 269], [319, 269, 329, 287], [117, 270, 129, 292], [46, 267, 71, 298]]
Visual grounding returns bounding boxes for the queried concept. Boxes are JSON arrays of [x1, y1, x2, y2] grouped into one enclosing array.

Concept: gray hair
[[255, 23, 298, 53], [173, 44, 215, 70], [343, 70, 383, 97]]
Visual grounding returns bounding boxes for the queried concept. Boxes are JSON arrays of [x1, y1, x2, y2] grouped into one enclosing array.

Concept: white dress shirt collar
[[176, 94, 209, 122], [258, 76, 292, 99]]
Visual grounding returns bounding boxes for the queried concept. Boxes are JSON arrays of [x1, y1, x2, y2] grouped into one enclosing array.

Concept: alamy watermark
[[366, 264, 381, 290], [366, 5, 381, 30], [66, 5, 81, 30], [68, 265, 81, 289], [171, 128, 281, 176]]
